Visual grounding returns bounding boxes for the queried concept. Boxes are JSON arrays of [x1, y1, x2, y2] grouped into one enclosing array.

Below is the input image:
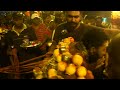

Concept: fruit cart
[[33, 37, 94, 79]]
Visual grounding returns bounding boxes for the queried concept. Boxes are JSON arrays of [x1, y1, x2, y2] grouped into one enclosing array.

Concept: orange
[[72, 54, 83, 66], [63, 38, 71, 44], [53, 49, 60, 57], [48, 69, 57, 78], [33, 67, 41, 75], [56, 45, 60, 49], [59, 41, 66, 46], [85, 70, 94, 79], [36, 75, 43, 79], [56, 54, 62, 62], [77, 77, 85, 79], [66, 64, 76, 75], [58, 61, 67, 72], [63, 51, 72, 58], [77, 66, 87, 77]]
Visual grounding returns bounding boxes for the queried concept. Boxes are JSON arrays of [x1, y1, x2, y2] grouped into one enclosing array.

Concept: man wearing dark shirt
[[48, 11, 102, 52], [4, 12, 41, 79]]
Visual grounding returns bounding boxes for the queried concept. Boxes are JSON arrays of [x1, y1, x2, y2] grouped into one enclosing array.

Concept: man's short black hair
[[82, 29, 109, 50], [63, 11, 84, 16], [12, 12, 24, 20]]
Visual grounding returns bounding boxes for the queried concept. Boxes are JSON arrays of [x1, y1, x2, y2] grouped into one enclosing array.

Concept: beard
[[66, 22, 79, 31], [87, 53, 99, 64]]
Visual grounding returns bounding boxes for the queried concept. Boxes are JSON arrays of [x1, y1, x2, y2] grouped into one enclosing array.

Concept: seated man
[[82, 29, 110, 79]]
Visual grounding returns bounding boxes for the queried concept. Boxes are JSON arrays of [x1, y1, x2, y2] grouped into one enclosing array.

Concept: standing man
[[48, 11, 102, 52]]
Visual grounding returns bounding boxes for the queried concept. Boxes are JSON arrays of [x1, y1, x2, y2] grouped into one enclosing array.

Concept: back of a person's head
[[82, 29, 109, 50], [108, 33, 120, 58], [107, 33, 120, 79]]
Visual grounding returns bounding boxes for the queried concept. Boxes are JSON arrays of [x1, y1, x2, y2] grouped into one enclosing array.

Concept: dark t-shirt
[[53, 22, 103, 43], [4, 28, 40, 62]]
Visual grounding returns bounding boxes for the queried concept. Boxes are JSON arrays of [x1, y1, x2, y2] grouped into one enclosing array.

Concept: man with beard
[[81, 29, 109, 79], [48, 11, 102, 52]]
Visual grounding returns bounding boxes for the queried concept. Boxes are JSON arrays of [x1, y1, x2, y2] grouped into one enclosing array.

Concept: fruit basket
[[33, 37, 94, 79]]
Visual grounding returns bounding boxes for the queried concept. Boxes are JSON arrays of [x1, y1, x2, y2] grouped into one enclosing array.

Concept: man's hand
[[95, 56, 105, 69], [11, 48, 17, 56]]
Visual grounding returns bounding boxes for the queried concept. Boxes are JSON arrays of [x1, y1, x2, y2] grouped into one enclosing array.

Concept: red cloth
[[34, 23, 52, 50]]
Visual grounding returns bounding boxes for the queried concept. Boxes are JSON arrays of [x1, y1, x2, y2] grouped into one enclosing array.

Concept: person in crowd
[[0, 34, 11, 79], [106, 33, 120, 79], [83, 15, 96, 26], [48, 11, 103, 53], [95, 16, 104, 28], [28, 16, 52, 55], [31, 11, 43, 23], [4, 13, 13, 30], [42, 13, 52, 28], [81, 29, 110, 79], [49, 12, 66, 31], [4, 12, 38, 79]]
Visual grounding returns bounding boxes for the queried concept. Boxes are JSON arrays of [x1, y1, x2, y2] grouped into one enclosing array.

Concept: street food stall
[[0, 11, 120, 79]]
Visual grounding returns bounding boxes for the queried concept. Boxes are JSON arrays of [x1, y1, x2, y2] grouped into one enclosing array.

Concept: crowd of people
[[0, 11, 120, 79]]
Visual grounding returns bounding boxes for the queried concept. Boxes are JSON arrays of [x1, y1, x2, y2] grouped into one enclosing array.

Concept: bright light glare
[[111, 11, 120, 19]]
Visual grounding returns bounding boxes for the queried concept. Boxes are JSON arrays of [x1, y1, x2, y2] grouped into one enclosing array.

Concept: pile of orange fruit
[[33, 37, 94, 79]]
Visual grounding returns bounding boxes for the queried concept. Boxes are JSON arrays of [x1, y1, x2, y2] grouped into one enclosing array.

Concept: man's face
[[88, 40, 109, 64], [97, 41, 109, 58], [14, 18, 23, 27], [32, 18, 41, 26], [66, 11, 81, 29], [45, 16, 52, 24]]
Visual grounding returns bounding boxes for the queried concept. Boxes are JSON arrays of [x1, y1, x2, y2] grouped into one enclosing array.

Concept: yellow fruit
[[53, 49, 60, 57], [63, 51, 72, 57], [77, 66, 87, 77], [65, 44, 69, 49], [77, 77, 85, 79], [56, 55, 62, 62], [58, 41, 64, 45], [66, 64, 76, 75], [33, 67, 41, 72], [33, 67, 41, 76], [63, 38, 71, 44], [59, 42, 66, 46], [48, 69, 57, 78], [0, 28, 2, 33], [72, 54, 83, 66], [58, 61, 67, 72], [37, 71, 43, 75], [56, 45, 60, 49], [36, 75, 43, 79]]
